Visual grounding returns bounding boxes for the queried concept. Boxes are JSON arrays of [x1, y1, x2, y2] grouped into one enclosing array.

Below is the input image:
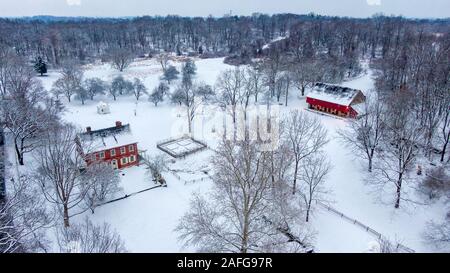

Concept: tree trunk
[[240, 214, 249, 253], [15, 141, 24, 166], [306, 201, 311, 222], [63, 205, 70, 227], [395, 173, 403, 209], [187, 108, 192, 134], [368, 148, 374, 172], [285, 85, 289, 106], [292, 161, 299, 194], [441, 133, 449, 162]]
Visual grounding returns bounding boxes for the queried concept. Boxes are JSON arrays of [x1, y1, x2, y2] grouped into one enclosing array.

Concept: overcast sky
[[0, 0, 449, 19]]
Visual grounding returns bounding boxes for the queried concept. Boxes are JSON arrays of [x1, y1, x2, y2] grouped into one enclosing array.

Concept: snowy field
[[7, 57, 447, 253]]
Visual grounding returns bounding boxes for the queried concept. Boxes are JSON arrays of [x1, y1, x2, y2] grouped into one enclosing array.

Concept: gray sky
[[0, 0, 449, 18]]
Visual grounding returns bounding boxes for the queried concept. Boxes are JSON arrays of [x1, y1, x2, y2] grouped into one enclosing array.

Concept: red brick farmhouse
[[306, 83, 366, 118], [77, 121, 139, 170]]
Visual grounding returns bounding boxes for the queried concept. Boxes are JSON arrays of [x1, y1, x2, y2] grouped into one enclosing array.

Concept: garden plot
[[157, 136, 207, 158]]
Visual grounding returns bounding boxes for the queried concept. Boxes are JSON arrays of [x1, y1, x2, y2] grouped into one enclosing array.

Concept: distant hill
[[9, 15, 135, 23]]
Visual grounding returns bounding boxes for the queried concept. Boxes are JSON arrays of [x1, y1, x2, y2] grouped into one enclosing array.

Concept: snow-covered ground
[[7, 57, 447, 252]]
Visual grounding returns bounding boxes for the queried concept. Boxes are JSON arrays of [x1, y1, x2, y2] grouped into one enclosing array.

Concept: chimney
[[86, 126, 91, 133], [115, 121, 122, 128]]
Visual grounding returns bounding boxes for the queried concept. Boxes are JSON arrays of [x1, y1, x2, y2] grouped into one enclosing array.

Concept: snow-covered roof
[[262, 36, 288, 50], [79, 123, 137, 152], [97, 101, 109, 107], [307, 83, 362, 106]]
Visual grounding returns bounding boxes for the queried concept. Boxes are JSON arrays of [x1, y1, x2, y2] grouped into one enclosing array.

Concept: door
[[111, 159, 118, 170]]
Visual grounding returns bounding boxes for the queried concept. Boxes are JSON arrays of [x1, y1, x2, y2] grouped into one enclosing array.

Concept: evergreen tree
[[34, 57, 47, 76], [161, 65, 179, 85], [181, 59, 197, 88]]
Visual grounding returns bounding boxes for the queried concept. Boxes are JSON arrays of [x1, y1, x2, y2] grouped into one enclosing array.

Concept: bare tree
[[141, 153, 168, 185], [56, 217, 127, 253], [244, 65, 264, 103], [176, 140, 312, 253], [132, 78, 148, 101], [290, 59, 319, 97], [83, 162, 122, 214], [418, 166, 450, 200], [108, 75, 133, 100], [149, 82, 168, 106], [108, 47, 134, 72], [215, 68, 245, 124], [338, 93, 385, 172], [174, 82, 209, 134], [156, 53, 171, 72], [83, 78, 106, 101], [34, 124, 89, 227], [422, 87, 443, 159], [422, 219, 450, 252], [367, 237, 403, 253], [0, 47, 19, 98], [1, 174, 51, 253], [373, 92, 422, 208], [52, 62, 84, 103], [261, 51, 283, 100], [298, 153, 332, 222], [438, 97, 450, 162], [2, 80, 60, 165], [283, 110, 328, 194]]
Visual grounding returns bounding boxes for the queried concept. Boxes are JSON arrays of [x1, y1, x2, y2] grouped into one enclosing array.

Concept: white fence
[[317, 201, 415, 253]]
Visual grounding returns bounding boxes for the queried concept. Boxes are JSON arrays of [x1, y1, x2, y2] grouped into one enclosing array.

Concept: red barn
[[306, 83, 366, 118], [78, 121, 139, 170]]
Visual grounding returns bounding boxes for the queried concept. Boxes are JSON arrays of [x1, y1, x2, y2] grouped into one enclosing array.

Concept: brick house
[[77, 121, 139, 170]]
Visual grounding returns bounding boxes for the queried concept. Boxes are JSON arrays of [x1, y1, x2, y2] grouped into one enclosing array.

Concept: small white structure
[[96, 101, 110, 114]]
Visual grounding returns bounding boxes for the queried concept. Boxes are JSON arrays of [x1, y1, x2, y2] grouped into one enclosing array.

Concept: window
[[121, 157, 128, 165], [129, 155, 136, 162], [110, 149, 116, 156], [129, 145, 135, 152], [120, 146, 126, 155], [99, 151, 105, 159]]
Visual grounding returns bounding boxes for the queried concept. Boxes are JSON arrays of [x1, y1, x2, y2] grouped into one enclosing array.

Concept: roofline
[[306, 96, 352, 107], [87, 142, 139, 153]]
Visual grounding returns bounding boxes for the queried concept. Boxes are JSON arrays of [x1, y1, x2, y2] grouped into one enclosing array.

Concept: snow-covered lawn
[[7, 57, 446, 252]]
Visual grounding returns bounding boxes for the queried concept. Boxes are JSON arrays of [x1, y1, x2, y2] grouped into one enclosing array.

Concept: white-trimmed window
[[129, 144, 135, 152], [129, 155, 136, 162], [121, 157, 128, 165], [120, 146, 126, 155], [99, 151, 105, 159], [110, 149, 116, 156]]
